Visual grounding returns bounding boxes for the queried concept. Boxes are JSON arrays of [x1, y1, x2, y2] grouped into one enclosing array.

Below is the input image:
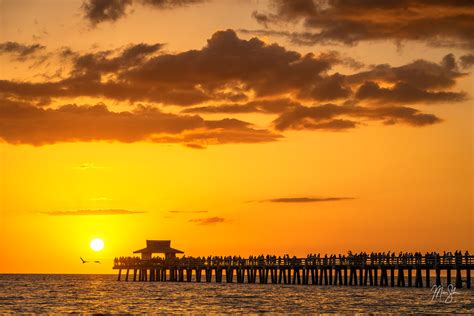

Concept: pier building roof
[[133, 240, 184, 255]]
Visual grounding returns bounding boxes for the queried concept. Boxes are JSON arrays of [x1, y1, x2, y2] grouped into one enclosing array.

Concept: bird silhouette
[[80, 257, 101, 264]]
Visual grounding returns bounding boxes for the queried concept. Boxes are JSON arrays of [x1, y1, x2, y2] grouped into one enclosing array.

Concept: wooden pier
[[113, 255, 473, 288]]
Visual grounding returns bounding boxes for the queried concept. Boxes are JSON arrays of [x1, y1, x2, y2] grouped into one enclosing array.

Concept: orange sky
[[0, 0, 472, 273]]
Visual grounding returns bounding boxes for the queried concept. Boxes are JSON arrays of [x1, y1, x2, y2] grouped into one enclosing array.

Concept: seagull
[[80, 257, 101, 264]]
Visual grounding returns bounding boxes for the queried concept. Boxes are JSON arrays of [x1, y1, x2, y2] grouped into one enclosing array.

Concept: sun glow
[[90, 238, 104, 252]]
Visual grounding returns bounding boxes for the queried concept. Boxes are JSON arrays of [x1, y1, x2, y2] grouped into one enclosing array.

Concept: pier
[[113, 241, 473, 288]]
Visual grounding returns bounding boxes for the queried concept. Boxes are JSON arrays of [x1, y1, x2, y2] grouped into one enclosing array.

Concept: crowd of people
[[114, 250, 471, 267], [305, 251, 470, 265]]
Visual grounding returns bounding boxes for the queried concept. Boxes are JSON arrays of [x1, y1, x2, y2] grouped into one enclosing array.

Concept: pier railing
[[114, 255, 474, 269], [113, 254, 473, 288]]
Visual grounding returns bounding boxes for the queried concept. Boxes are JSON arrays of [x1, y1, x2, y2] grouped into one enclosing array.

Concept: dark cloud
[[0, 79, 211, 106], [346, 55, 465, 90], [120, 30, 340, 101], [185, 143, 206, 149], [189, 216, 226, 225], [252, 11, 271, 28], [263, 197, 354, 203], [460, 54, 474, 69], [0, 99, 280, 146], [0, 41, 45, 60], [355, 81, 466, 104], [251, 0, 474, 48], [82, 0, 132, 25], [0, 31, 466, 108], [141, 0, 205, 8], [70, 43, 164, 76], [239, 29, 360, 47], [43, 209, 144, 215], [82, 0, 205, 25], [298, 73, 352, 101], [441, 53, 457, 71], [0, 30, 346, 105], [0, 31, 467, 143], [238, 29, 313, 46], [273, 104, 441, 131], [182, 98, 300, 114]]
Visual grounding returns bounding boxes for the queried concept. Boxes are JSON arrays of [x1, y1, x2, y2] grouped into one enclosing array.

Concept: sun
[[90, 238, 104, 252]]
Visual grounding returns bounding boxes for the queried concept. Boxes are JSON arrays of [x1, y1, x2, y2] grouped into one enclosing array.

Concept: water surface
[[0, 274, 472, 313]]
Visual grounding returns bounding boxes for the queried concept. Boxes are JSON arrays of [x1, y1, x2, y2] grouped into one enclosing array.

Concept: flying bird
[[80, 257, 101, 264]]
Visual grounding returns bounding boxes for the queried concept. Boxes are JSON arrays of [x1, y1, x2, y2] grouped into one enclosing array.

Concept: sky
[[0, 0, 472, 273]]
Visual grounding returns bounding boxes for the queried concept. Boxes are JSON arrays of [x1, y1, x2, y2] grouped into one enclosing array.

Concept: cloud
[[182, 98, 301, 114], [189, 216, 226, 225], [185, 143, 206, 149], [119, 29, 341, 102], [82, 0, 132, 25], [0, 31, 467, 144], [43, 209, 144, 215], [0, 30, 336, 105], [82, 0, 206, 25], [251, 0, 474, 48], [262, 197, 354, 203], [169, 210, 208, 213], [141, 0, 205, 8], [0, 31, 467, 109], [70, 43, 164, 76], [346, 55, 466, 90], [0, 99, 280, 146], [0, 41, 45, 60], [355, 81, 466, 104], [273, 104, 441, 131], [460, 54, 474, 69], [252, 10, 270, 28]]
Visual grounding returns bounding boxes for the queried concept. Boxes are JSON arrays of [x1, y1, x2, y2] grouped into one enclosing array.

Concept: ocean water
[[0, 274, 472, 313]]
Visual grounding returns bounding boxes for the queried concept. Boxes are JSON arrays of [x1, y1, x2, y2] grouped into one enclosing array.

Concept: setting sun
[[90, 238, 104, 252]]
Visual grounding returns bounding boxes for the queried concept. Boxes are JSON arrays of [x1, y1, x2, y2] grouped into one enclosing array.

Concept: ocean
[[0, 274, 472, 313]]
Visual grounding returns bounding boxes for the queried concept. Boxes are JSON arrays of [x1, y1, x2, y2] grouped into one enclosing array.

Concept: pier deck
[[113, 255, 473, 288]]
